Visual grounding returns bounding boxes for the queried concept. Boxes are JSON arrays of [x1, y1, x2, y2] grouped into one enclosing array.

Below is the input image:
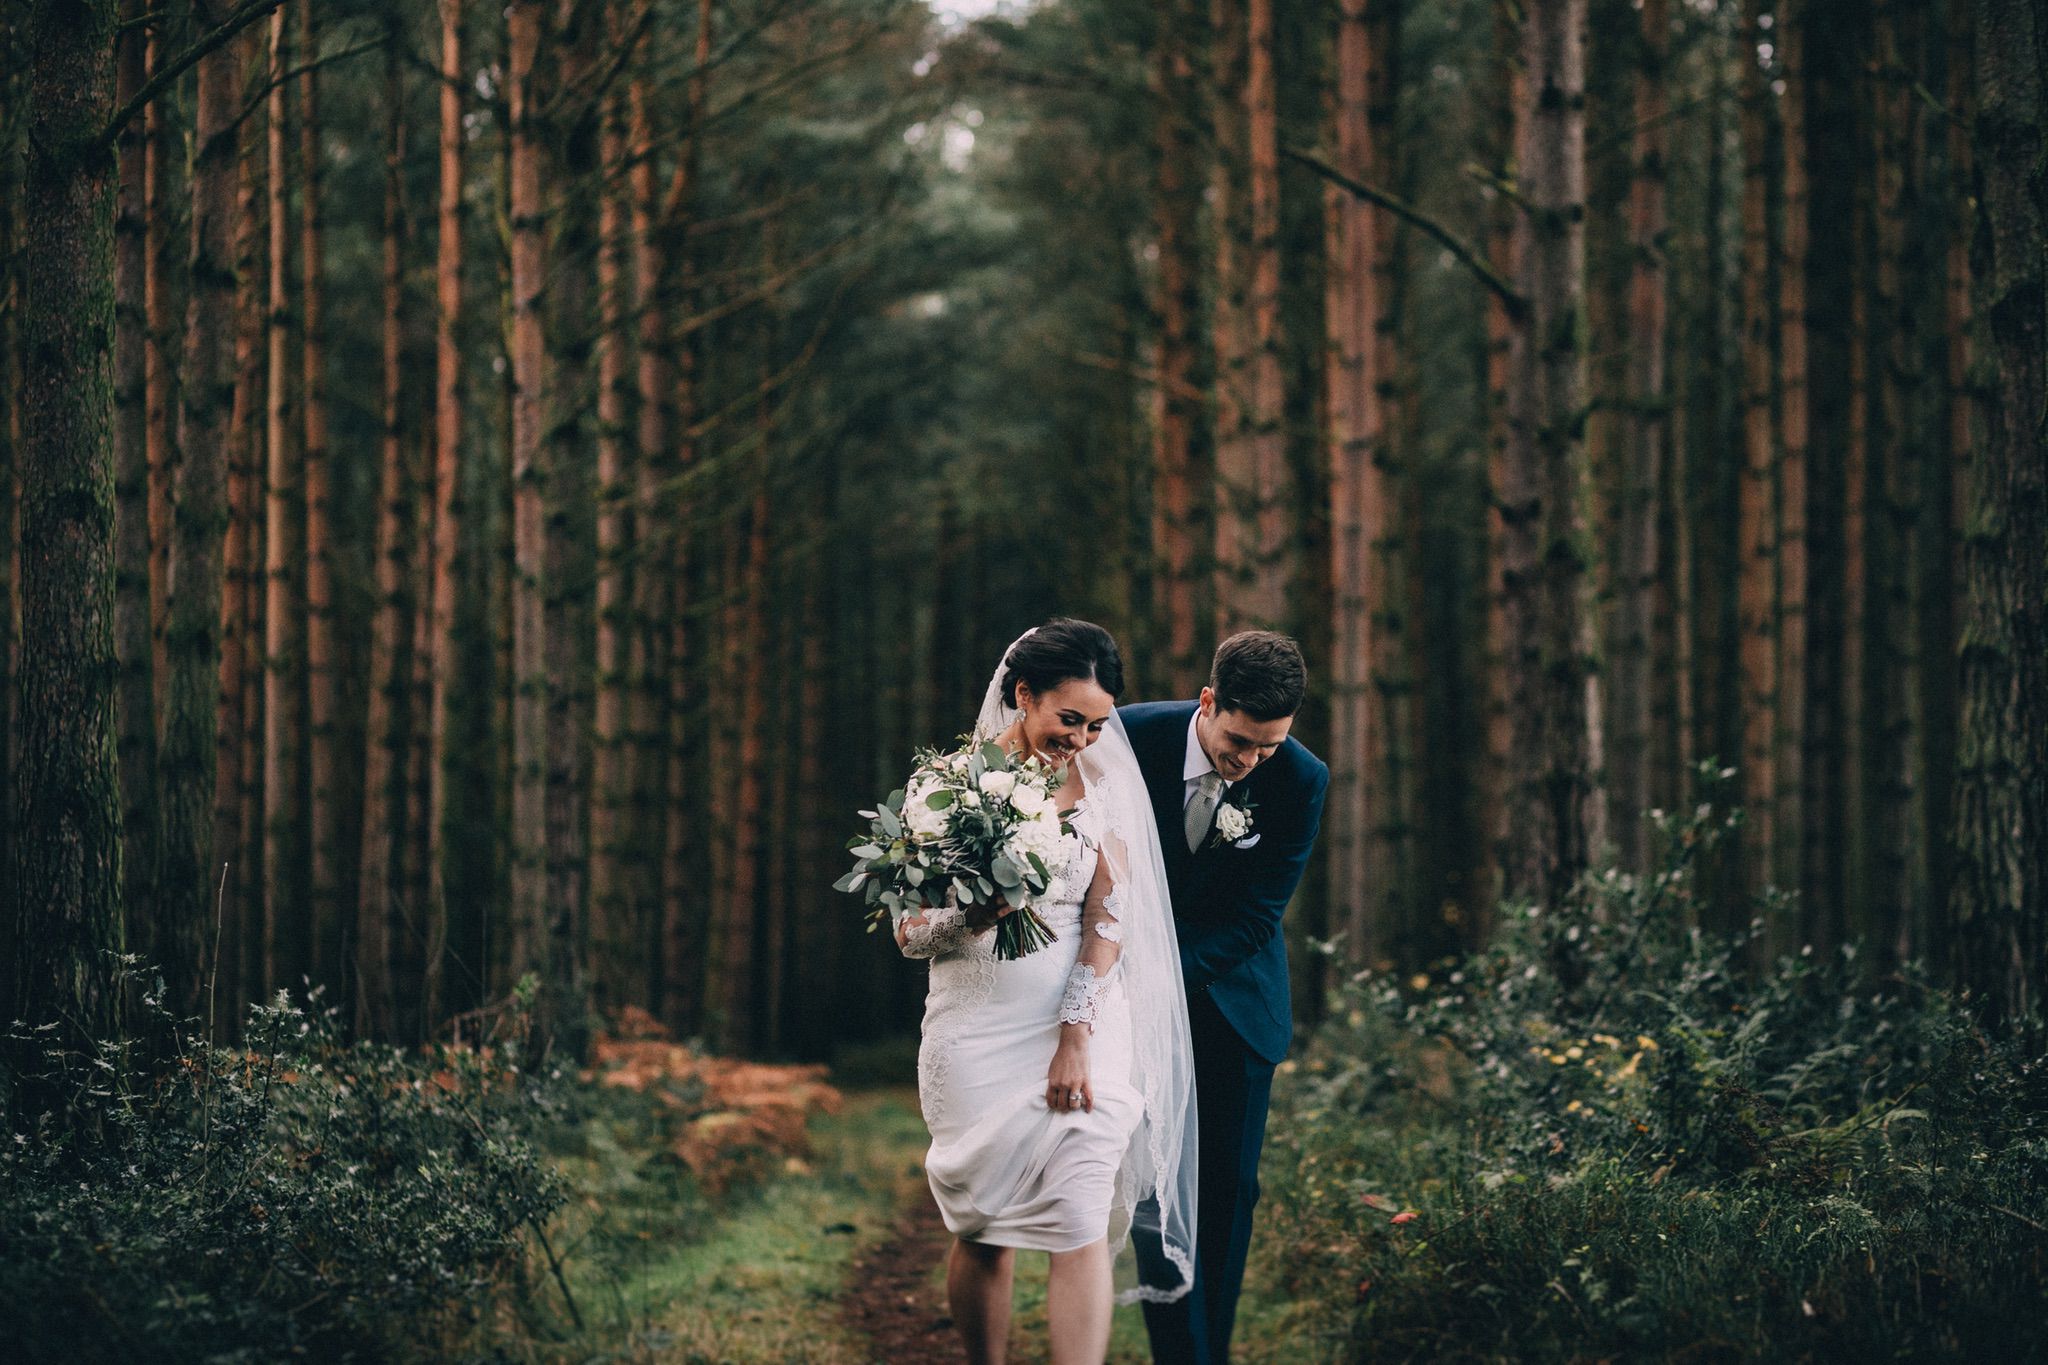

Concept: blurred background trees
[[2, 0, 2040, 1068]]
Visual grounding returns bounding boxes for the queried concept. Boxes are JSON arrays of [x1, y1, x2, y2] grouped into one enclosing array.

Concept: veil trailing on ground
[[972, 628, 1197, 1305]]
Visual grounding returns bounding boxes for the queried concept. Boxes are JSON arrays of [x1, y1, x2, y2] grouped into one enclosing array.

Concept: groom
[[1123, 632, 1328, 1363]]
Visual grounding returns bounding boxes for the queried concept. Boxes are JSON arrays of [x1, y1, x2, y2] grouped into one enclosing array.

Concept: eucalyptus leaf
[[992, 857, 1022, 889], [926, 789, 955, 809]]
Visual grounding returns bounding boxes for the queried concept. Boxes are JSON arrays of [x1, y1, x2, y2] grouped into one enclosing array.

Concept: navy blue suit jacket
[[1119, 700, 1329, 1064]]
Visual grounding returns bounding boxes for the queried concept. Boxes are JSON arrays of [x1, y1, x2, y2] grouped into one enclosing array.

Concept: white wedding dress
[[899, 794, 1143, 1252], [882, 627, 1199, 1306]]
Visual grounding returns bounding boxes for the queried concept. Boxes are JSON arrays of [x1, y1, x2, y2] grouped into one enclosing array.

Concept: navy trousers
[[1140, 988, 1277, 1364]]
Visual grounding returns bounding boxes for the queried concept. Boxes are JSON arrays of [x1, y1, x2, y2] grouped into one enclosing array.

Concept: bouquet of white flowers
[[835, 738, 1076, 960]]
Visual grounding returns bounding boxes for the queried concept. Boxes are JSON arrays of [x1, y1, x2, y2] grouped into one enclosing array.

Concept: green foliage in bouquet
[[835, 737, 1078, 960], [1252, 765, 2048, 1363], [0, 961, 569, 1364]]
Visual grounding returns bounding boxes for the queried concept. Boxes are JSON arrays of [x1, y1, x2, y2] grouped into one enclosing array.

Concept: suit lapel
[[1136, 705, 1195, 885]]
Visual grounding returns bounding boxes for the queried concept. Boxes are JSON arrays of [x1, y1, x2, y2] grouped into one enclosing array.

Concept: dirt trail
[[836, 1158, 959, 1363]]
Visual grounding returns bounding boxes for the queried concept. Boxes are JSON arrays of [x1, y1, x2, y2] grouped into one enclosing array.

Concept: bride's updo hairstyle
[[1002, 617, 1125, 708]]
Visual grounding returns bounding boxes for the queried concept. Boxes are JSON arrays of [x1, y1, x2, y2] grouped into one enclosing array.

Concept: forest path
[[826, 1089, 1158, 1364], [833, 1124, 959, 1364]]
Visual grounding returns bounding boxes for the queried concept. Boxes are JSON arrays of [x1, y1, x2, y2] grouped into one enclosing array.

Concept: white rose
[[1007, 819, 1062, 870], [1010, 784, 1050, 817], [1213, 803, 1252, 841], [978, 770, 1017, 802], [904, 779, 948, 840], [961, 790, 981, 809]]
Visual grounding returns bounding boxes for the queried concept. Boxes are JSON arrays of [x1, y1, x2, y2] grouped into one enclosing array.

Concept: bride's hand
[[1046, 1031, 1092, 1113], [961, 891, 1018, 933]]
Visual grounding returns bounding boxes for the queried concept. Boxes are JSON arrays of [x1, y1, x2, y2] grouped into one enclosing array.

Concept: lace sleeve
[[897, 887, 977, 959], [1058, 845, 1125, 1031]]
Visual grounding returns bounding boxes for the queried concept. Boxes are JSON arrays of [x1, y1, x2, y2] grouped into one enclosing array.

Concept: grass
[[519, 1084, 929, 1363]]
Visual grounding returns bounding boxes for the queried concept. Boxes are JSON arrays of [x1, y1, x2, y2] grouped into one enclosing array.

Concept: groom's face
[[1196, 688, 1293, 781]]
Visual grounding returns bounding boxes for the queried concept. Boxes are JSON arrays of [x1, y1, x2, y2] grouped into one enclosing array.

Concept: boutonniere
[[1206, 790, 1258, 849]]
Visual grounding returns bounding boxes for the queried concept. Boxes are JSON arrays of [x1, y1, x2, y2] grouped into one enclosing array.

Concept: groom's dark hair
[[1004, 617, 1126, 708], [1210, 631, 1307, 721]]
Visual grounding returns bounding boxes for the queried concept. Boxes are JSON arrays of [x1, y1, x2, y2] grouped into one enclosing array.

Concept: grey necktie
[[1185, 771, 1224, 853]]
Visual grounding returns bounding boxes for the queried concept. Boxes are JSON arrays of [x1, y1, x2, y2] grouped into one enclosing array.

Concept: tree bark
[[1500, 0, 1602, 912], [1734, 0, 1778, 894], [1149, 0, 1206, 697], [1323, 0, 1396, 967], [114, 0, 160, 937], [1213, 0, 1290, 631], [161, 20, 241, 1027], [1208, 0, 1252, 633], [1872, 0, 1927, 962], [1950, 0, 2045, 1036], [221, 69, 266, 1019], [262, 5, 306, 994], [1476, 0, 1524, 931], [590, 24, 633, 1023], [298, 0, 343, 992], [658, 0, 713, 1038], [1776, 0, 1811, 912], [356, 26, 410, 1041], [143, 11, 178, 703], [507, 0, 555, 1041], [424, 0, 465, 1034], [1611, 0, 1670, 874], [11, 0, 126, 1061]]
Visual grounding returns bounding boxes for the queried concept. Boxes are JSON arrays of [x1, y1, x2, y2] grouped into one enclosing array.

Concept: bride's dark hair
[[1002, 617, 1125, 708]]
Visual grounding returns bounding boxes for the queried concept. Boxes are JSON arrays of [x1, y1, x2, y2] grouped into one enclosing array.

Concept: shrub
[[1258, 778, 2048, 1362], [0, 965, 569, 1364]]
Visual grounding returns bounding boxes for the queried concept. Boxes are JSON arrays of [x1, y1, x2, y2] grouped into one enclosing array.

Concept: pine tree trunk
[[1776, 0, 1811, 912], [1323, 0, 1389, 968], [1734, 0, 1778, 895], [543, 0, 596, 1059], [1950, 0, 2045, 1034], [590, 46, 634, 1024], [161, 25, 241, 1027], [1500, 0, 1602, 912], [1150, 0, 1206, 697], [627, 63, 668, 1011], [1209, 0, 1290, 631], [1611, 0, 1670, 874], [0, 58, 19, 902], [424, 0, 465, 1033], [143, 13, 178, 700], [507, 0, 552, 1032], [1475, 0, 1524, 933], [223, 71, 267, 1018], [658, 0, 714, 1037], [357, 29, 410, 1041], [298, 0, 342, 992], [114, 1, 159, 934], [1209, 0, 1252, 633], [11, 0, 126, 1060], [262, 7, 307, 993], [1872, 0, 1927, 961]]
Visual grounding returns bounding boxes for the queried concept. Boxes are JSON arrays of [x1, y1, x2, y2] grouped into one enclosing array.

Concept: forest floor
[[535, 1064, 1317, 1363]]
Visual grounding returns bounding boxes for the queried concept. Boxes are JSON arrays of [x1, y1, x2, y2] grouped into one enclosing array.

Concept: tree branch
[[97, 0, 286, 152], [223, 34, 383, 140], [1285, 144, 1526, 317]]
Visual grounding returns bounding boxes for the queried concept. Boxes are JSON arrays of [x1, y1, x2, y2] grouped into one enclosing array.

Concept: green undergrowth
[[0, 975, 569, 1364], [514, 1082, 927, 1363], [1250, 792, 2048, 1364]]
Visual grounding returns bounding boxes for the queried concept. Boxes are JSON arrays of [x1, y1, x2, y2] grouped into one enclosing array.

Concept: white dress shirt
[[1182, 709, 1236, 811]]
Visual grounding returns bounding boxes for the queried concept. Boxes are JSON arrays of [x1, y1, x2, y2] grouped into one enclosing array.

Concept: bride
[[893, 618, 1196, 1364]]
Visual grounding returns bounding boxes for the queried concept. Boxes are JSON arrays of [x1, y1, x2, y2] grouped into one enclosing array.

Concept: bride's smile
[[999, 677, 1116, 773]]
